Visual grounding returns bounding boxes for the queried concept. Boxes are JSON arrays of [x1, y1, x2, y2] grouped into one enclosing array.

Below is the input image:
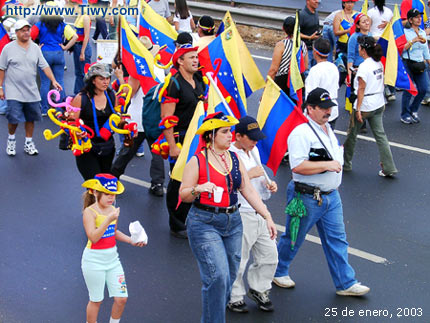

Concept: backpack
[[142, 75, 180, 141]]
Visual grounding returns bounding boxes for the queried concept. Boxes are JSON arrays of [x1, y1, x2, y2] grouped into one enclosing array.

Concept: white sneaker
[[336, 283, 370, 296], [273, 276, 295, 288], [24, 141, 38, 155], [6, 138, 16, 156], [135, 151, 145, 157]]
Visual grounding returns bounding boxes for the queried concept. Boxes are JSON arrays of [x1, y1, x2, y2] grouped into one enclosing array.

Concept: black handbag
[[91, 140, 115, 156], [405, 50, 426, 74]]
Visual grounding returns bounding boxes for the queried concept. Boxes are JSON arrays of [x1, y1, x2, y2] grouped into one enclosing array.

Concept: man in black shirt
[[299, 0, 321, 70], [161, 44, 205, 238]]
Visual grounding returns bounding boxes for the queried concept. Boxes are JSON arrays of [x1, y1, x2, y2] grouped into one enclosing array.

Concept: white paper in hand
[[129, 221, 148, 244]]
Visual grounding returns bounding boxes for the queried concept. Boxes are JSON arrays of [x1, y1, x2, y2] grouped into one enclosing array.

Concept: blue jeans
[[187, 206, 243, 323], [323, 24, 336, 62], [73, 43, 92, 94], [40, 50, 65, 114], [0, 99, 7, 114], [304, 49, 316, 78], [401, 61, 427, 119], [275, 181, 357, 291]]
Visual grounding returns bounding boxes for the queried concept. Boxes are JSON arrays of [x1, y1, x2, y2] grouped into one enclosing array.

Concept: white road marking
[[120, 175, 388, 264], [251, 54, 272, 61], [275, 224, 388, 264]]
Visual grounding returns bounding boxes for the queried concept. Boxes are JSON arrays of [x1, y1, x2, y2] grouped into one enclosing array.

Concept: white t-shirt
[[305, 61, 340, 121], [288, 118, 343, 192], [368, 6, 393, 38], [353, 57, 385, 112], [127, 66, 165, 132], [173, 11, 193, 33], [229, 144, 271, 213]]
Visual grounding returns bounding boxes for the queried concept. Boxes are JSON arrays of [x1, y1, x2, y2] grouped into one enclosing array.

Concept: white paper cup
[[213, 186, 224, 203]]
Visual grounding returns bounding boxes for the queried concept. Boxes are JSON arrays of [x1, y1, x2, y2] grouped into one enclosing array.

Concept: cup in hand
[[213, 186, 224, 203]]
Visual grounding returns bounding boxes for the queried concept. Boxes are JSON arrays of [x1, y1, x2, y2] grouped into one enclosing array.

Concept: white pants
[[230, 211, 278, 303]]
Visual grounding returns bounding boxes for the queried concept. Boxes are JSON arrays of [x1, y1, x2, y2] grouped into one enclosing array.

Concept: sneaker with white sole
[[227, 300, 248, 313], [24, 141, 38, 155], [273, 275, 295, 288], [6, 138, 16, 156], [336, 283, 370, 296], [400, 116, 413, 124], [411, 112, 420, 123], [247, 289, 274, 312], [387, 94, 396, 102]]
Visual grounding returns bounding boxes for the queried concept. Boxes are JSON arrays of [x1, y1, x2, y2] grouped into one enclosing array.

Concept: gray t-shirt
[[149, 0, 171, 18], [0, 41, 49, 102]]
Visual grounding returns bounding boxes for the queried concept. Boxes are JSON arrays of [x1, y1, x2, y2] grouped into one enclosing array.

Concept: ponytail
[[82, 190, 96, 211], [366, 43, 383, 62]]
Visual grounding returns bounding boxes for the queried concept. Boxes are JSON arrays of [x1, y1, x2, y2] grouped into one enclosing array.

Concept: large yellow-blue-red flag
[[138, 0, 178, 65], [215, 11, 265, 96], [120, 15, 159, 94], [199, 27, 247, 119], [256, 77, 308, 175], [377, 22, 417, 95]]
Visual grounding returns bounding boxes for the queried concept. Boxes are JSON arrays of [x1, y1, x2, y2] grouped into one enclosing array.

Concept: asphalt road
[[0, 40, 429, 322]]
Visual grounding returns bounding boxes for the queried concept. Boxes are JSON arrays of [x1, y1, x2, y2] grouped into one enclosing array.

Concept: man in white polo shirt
[[273, 88, 370, 297], [228, 116, 278, 313]]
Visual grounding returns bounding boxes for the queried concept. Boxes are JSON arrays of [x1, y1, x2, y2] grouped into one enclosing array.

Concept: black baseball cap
[[235, 116, 266, 141], [407, 8, 423, 19], [307, 88, 336, 109], [175, 32, 193, 46]]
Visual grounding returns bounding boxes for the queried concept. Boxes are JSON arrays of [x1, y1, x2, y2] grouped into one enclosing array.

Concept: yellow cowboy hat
[[196, 112, 239, 135], [82, 173, 124, 195]]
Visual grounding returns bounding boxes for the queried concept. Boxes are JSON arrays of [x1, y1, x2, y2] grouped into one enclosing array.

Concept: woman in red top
[[180, 112, 277, 323]]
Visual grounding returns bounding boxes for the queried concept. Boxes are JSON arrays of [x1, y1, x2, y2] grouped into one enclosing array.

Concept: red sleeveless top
[[196, 150, 242, 207]]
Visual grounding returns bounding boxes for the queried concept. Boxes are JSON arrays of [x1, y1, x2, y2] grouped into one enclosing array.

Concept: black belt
[[294, 182, 333, 195], [193, 202, 239, 214]]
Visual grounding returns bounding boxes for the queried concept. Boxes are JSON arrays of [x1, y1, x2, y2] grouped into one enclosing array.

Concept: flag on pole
[[138, 1, 177, 65], [120, 15, 159, 94], [392, 4, 407, 54], [378, 22, 417, 95], [170, 101, 212, 182], [257, 77, 308, 175], [199, 27, 248, 119], [361, 0, 368, 14], [287, 11, 305, 107]]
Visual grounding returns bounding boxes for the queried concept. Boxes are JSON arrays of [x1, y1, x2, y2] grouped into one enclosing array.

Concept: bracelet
[[0, 86, 3, 89]]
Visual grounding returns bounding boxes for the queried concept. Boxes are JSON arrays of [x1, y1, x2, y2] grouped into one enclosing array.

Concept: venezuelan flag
[[392, 4, 407, 54], [256, 77, 308, 175], [0, 23, 10, 54], [377, 22, 417, 95], [199, 27, 247, 119], [219, 12, 265, 96], [120, 15, 159, 94], [400, 0, 427, 29], [288, 11, 304, 107], [361, 0, 368, 15], [171, 101, 213, 182], [138, 1, 177, 65], [345, 76, 353, 114]]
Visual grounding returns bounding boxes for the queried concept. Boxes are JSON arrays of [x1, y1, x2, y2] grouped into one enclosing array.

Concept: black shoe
[[149, 183, 164, 197], [247, 288, 274, 312], [227, 300, 248, 313], [170, 230, 188, 239]]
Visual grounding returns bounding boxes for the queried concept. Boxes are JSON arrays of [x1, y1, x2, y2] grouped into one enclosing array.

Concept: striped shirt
[[276, 38, 308, 76]]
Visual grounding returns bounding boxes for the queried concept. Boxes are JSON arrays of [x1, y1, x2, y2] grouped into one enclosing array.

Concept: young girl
[[81, 173, 146, 323], [173, 0, 195, 33]]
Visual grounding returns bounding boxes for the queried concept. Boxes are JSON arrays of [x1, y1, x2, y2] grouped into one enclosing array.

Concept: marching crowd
[[1, 0, 428, 322]]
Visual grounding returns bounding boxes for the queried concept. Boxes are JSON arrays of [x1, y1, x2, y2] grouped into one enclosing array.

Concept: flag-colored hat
[[82, 173, 125, 195], [172, 43, 199, 68], [196, 112, 238, 135]]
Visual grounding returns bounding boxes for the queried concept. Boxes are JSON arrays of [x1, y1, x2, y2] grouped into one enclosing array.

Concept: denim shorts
[[81, 246, 128, 302], [6, 100, 41, 124]]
